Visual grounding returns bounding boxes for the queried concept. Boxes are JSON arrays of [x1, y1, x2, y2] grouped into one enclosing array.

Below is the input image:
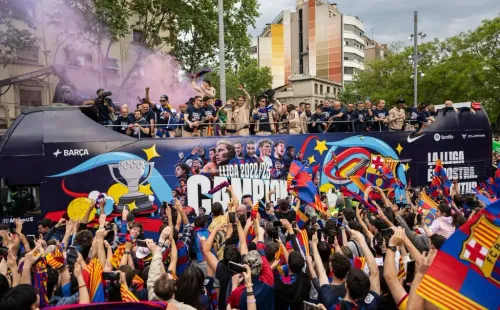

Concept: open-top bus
[[0, 103, 491, 236]]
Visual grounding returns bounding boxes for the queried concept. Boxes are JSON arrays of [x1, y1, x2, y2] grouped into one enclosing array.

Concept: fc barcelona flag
[[416, 199, 500, 310], [418, 192, 439, 226]]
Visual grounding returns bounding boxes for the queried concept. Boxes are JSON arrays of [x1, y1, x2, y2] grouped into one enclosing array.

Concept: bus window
[[0, 184, 41, 218]]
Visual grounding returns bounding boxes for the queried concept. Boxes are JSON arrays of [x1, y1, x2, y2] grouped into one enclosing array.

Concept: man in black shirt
[[351, 101, 369, 132], [327, 101, 347, 132], [373, 100, 389, 131], [346, 103, 355, 132], [88, 88, 116, 126], [323, 100, 334, 119], [183, 96, 205, 137], [252, 96, 275, 135], [153, 95, 177, 138], [311, 105, 326, 133], [114, 105, 134, 135], [126, 110, 150, 138], [201, 96, 216, 137], [141, 102, 156, 137]]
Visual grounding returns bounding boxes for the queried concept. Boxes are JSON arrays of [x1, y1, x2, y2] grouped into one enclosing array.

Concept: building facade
[[342, 15, 365, 84], [0, 2, 171, 134], [252, 1, 367, 91], [364, 36, 388, 64], [273, 75, 342, 108], [253, 0, 346, 89]]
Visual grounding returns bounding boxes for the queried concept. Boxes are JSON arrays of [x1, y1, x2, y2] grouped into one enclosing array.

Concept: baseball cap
[[135, 246, 151, 259]]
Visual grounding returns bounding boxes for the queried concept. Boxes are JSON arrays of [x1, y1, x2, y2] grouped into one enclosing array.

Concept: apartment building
[[0, 1, 171, 133]]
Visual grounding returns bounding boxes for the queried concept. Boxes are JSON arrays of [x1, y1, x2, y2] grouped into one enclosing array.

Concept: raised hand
[[15, 218, 23, 234], [99, 214, 107, 228], [55, 218, 67, 228], [146, 239, 158, 253]]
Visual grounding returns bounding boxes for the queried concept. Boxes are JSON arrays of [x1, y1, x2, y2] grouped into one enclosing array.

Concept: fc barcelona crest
[[460, 215, 500, 285]]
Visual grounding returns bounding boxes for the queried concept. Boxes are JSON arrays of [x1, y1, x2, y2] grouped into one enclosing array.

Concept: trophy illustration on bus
[[108, 160, 154, 213]]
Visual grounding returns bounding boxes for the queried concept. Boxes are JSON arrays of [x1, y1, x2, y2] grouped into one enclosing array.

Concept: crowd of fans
[[0, 178, 484, 309], [83, 81, 464, 138]]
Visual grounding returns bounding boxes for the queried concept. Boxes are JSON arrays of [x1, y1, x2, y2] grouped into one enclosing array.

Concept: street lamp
[[408, 11, 426, 107], [218, 0, 226, 103]]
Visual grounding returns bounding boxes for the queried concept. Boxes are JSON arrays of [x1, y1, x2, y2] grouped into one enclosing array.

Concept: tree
[[119, 0, 259, 90], [339, 83, 361, 104], [48, 0, 130, 86], [205, 59, 273, 101], [351, 15, 500, 119], [236, 59, 273, 98], [170, 0, 260, 74], [0, 0, 38, 66]]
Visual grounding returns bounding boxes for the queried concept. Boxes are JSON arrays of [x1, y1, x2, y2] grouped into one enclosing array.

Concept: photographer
[[86, 89, 116, 126]]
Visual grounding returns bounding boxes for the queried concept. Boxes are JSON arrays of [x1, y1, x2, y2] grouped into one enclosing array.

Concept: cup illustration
[[108, 160, 155, 213]]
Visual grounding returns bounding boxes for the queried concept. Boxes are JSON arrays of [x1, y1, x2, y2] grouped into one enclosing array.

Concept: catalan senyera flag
[[416, 198, 500, 310], [418, 192, 439, 226], [120, 284, 139, 302], [353, 256, 366, 270], [397, 256, 406, 280], [132, 274, 145, 291], [81, 258, 106, 303], [45, 244, 65, 270], [275, 242, 286, 262], [111, 244, 126, 269]]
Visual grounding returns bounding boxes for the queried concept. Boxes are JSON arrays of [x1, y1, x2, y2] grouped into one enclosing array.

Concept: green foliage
[[339, 83, 361, 104], [169, 0, 260, 74], [206, 59, 273, 101], [48, 0, 130, 46], [352, 16, 500, 123], [0, 0, 38, 66]]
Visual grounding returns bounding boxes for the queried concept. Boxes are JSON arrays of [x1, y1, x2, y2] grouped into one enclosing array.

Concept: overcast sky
[[248, 0, 500, 45]]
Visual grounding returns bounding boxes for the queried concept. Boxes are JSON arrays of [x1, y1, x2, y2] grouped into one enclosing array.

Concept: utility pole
[[218, 0, 226, 103], [413, 11, 418, 108]]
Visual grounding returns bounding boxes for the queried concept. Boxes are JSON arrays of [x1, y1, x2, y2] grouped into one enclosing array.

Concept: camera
[[99, 91, 112, 98]]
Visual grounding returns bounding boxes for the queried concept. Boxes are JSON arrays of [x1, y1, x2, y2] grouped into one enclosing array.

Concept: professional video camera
[[262, 89, 275, 104], [99, 91, 113, 98]]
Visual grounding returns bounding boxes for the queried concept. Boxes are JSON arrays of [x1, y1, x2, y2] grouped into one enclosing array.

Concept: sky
[[248, 0, 500, 45]]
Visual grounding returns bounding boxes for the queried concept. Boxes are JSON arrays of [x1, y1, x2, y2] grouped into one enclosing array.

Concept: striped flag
[[33, 257, 49, 308], [296, 229, 310, 256], [353, 256, 366, 270], [120, 284, 139, 302], [81, 258, 106, 303], [275, 242, 286, 262], [350, 175, 381, 199], [295, 205, 310, 230], [416, 198, 500, 310], [111, 244, 126, 269], [419, 192, 439, 226], [397, 256, 406, 280], [132, 274, 145, 291]]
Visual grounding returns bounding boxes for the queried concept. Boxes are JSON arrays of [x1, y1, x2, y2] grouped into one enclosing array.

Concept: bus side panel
[[39, 130, 490, 225]]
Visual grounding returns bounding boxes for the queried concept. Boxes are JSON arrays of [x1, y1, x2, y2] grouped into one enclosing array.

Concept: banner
[[36, 129, 490, 237], [493, 140, 500, 153]]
